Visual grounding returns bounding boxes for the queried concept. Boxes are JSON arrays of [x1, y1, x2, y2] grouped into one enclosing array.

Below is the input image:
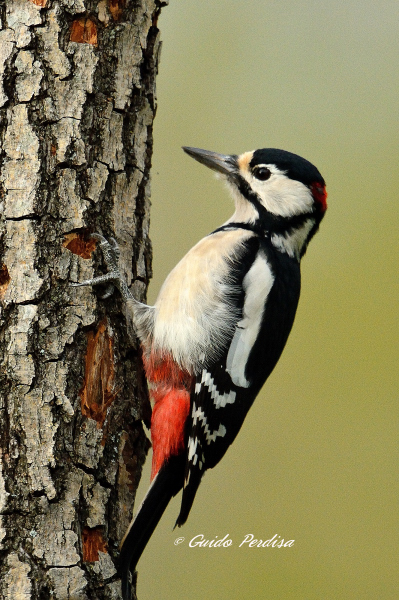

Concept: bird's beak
[[182, 147, 237, 176]]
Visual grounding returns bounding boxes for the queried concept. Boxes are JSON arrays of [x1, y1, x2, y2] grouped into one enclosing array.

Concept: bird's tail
[[119, 454, 185, 599]]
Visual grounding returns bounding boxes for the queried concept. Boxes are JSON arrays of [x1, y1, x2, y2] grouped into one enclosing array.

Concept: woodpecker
[[72, 146, 327, 599]]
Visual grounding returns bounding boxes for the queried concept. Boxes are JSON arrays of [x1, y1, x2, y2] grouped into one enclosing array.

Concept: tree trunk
[[0, 0, 165, 597]]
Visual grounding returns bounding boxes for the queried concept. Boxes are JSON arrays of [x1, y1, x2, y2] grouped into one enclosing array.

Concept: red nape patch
[[151, 388, 191, 480], [311, 182, 328, 213]]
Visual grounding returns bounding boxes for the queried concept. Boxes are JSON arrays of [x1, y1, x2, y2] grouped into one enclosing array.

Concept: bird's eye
[[253, 166, 271, 181]]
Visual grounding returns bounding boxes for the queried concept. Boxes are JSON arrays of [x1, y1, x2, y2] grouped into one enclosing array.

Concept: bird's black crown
[[250, 148, 325, 187]]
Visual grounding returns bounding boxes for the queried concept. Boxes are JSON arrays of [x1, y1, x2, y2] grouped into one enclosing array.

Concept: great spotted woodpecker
[[72, 146, 327, 598]]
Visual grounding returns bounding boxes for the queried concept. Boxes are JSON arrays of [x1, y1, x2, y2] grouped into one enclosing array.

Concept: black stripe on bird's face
[[183, 146, 327, 232]]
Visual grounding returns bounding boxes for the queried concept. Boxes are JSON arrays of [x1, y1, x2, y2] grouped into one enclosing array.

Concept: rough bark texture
[[0, 0, 166, 597]]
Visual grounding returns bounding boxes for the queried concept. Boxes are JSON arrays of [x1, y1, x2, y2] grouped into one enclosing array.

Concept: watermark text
[[174, 533, 295, 548]]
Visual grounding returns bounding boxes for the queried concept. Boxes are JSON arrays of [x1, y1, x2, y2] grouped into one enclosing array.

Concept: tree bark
[[0, 0, 166, 597]]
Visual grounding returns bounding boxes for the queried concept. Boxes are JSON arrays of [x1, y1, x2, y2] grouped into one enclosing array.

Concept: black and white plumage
[[176, 228, 302, 526], [72, 145, 327, 598]]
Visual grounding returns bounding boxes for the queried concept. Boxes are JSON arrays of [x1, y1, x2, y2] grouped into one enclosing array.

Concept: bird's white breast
[[152, 228, 255, 373]]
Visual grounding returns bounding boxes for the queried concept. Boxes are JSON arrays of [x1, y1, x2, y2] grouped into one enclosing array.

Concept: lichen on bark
[[0, 0, 165, 597]]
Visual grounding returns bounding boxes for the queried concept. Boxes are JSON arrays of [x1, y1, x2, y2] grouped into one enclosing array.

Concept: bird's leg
[[70, 233, 132, 302]]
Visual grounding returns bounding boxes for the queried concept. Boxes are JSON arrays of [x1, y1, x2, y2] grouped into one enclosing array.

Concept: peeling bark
[[0, 0, 165, 597]]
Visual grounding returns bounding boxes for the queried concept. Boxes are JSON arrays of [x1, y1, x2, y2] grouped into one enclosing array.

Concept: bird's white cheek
[[255, 178, 314, 218], [239, 170, 314, 218]]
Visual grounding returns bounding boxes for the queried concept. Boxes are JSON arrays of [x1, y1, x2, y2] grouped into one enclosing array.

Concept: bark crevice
[[0, 0, 163, 597]]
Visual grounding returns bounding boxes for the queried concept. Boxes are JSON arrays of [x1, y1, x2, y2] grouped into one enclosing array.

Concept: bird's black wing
[[176, 235, 301, 526], [175, 233, 265, 526], [175, 361, 255, 526]]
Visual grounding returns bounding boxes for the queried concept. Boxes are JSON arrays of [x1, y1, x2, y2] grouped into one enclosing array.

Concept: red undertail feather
[[143, 354, 192, 480]]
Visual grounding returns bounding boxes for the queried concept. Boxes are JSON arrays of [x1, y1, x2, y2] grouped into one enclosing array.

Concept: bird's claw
[[70, 233, 131, 301]]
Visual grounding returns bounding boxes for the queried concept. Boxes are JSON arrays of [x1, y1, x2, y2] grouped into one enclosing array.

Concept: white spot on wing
[[198, 370, 236, 408], [191, 402, 227, 445], [188, 436, 198, 462], [210, 424, 226, 442], [226, 252, 274, 387], [203, 371, 212, 387]]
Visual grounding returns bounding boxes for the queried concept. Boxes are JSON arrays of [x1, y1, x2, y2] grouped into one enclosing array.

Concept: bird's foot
[[70, 233, 132, 301]]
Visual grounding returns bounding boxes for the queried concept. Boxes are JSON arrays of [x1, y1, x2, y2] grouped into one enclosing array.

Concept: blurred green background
[[135, 1, 399, 599]]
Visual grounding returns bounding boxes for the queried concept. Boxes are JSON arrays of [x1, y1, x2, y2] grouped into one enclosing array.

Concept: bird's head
[[183, 146, 327, 259]]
